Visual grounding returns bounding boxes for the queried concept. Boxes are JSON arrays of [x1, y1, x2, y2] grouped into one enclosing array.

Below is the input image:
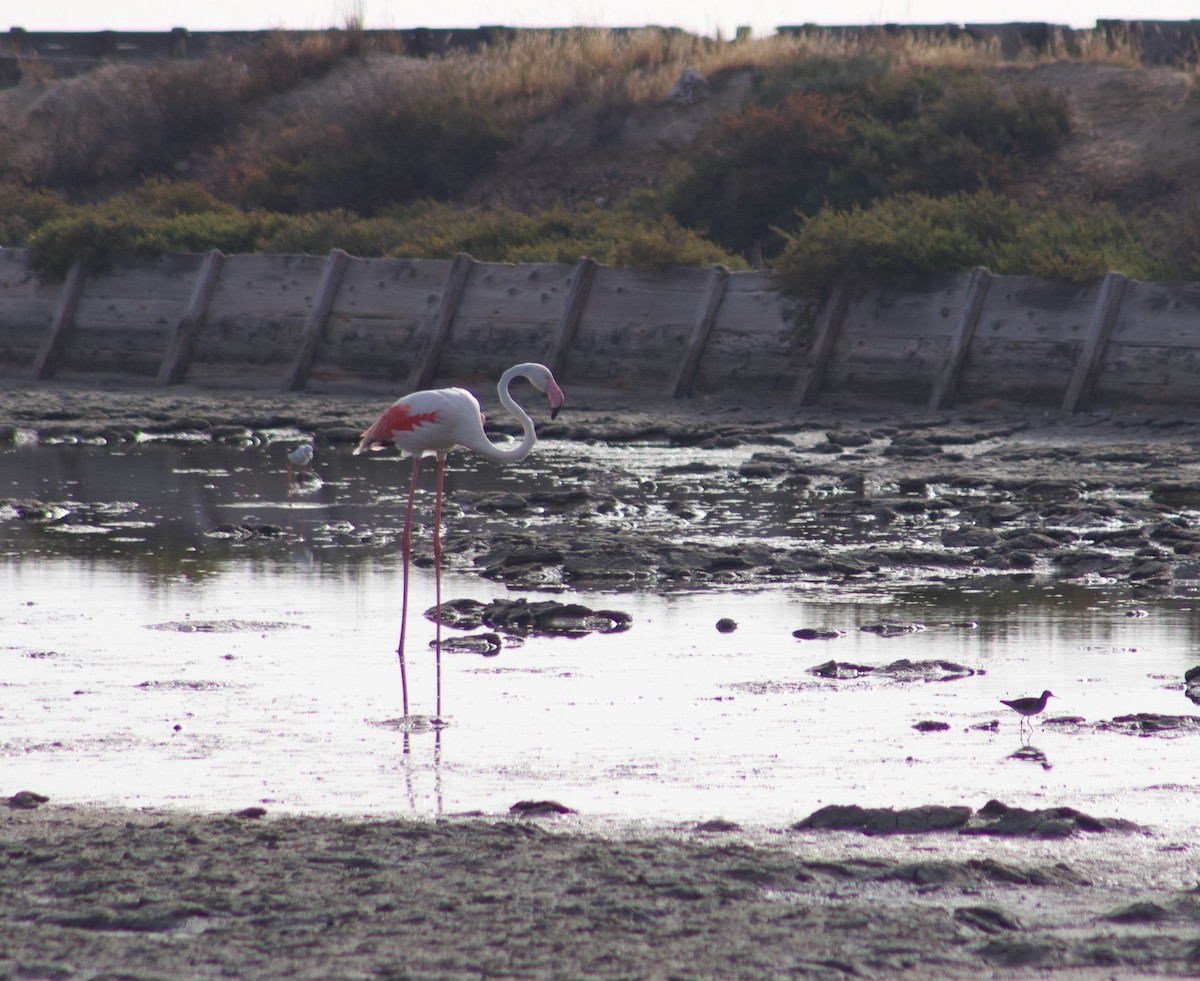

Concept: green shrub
[[0, 184, 68, 247], [664, 65, 1071, 261], [772, 188, 1165, 298], [29, 206, 154, 278], [234, 98, 515, 216], [666, 93, 847, 257], [387, 203, 743, 270], [256, 210, 406, 256], [843, 75, 1072, 198]]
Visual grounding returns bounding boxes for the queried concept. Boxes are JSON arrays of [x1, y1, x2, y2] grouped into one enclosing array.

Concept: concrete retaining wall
[[1, 248, 1198, 414]]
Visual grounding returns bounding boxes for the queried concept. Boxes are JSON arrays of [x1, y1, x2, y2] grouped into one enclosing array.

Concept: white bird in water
[[287, 443, 314, 500], [354, 362, 564, 721]]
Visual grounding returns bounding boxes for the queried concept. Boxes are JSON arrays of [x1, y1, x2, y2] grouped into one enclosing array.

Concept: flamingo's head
[[518, 363, 564, 419], [546, 378, 564, 419]]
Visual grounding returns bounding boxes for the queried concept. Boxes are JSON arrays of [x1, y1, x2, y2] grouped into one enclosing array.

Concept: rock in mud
[[1098, 713, 1200, 734], [1150, 483, 1200, 506], [715, 618, 737, 633], [6, 790, 49, 809], [792, 628, 845, 641], [954, 906, 1024, 933], [860, 621, 926, 637], [426, 598, 631, 637], [875, 658, 982, 682], [1184, 665, 1200, 704], [793, 804, 972, 836], [808, 659, 874, 679], [510, 800, 575, 816], [807, 658, 980, 682], [796, 800, 1140, 837], [435, 632, 504, 656], [1102, 901, 1171, 923], [207, 523, 287, 540], [913, 720, 951, 732], [694, 818, 742, 833], [961, 799, 1143, 836]]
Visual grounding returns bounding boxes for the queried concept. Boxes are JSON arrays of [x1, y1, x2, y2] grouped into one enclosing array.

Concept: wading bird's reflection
[[1007, 743, 1052, 770]]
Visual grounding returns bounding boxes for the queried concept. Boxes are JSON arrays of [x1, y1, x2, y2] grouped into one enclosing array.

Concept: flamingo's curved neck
[[462, 364, 539, 463]]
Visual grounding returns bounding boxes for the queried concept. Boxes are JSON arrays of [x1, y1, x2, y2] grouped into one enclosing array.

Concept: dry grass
[[404, 26, 1146, 126]]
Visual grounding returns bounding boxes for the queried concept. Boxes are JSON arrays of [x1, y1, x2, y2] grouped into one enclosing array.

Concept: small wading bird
[[354, 363, 564, 721], [288, 443, 314, 481], [1001, 689, 1055, 732], [287, 443, 314, 505]]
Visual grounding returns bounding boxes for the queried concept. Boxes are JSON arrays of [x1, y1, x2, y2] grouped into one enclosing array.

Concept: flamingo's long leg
[[432, 454, 446, 719], [397, 454, 421, 718]]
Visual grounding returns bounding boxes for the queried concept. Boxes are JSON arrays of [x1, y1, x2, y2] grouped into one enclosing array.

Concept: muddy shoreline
[[5, 379, 1200, 978], [4, 801, 1200, 980]]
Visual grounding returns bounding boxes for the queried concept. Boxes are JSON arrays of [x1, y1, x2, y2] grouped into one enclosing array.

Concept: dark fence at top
[[2, 20, 1199, 66]]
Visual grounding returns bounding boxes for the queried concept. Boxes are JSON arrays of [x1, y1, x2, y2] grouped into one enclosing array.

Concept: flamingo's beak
[[546, 379, 564, 420]]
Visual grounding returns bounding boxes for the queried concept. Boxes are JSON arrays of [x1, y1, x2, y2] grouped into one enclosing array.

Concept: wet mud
[[6, 381, 1200, 977]]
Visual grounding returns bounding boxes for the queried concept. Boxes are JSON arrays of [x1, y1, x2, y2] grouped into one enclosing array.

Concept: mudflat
[[4, 379, 1200, 978]]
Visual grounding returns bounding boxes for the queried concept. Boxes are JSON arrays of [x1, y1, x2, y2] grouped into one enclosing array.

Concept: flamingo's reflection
[[374, 717, 445, 815]]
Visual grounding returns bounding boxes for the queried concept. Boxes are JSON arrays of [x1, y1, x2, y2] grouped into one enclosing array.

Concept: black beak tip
[[551, 406, 561, 420]]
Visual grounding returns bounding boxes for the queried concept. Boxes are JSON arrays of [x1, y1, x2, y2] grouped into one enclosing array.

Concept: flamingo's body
[[355, 363, 564, 720]]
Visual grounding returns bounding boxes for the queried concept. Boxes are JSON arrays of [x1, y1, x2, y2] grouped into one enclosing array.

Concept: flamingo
[[354, 362, 564, 721]]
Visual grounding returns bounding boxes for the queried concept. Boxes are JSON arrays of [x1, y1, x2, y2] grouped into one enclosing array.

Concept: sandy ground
[[5, 378, 1200, 979]]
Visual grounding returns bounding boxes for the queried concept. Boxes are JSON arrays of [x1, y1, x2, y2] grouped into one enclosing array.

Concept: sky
[[7, 0, 1200, 40]]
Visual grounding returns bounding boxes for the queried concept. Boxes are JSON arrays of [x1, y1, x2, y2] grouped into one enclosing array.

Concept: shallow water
[[2, 438, 1199, 836]]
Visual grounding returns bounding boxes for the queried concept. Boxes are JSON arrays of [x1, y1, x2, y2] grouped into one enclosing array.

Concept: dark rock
[[715, 618, 738, 633], [319, 425, 365, 444], [913, 720, 951, 732], [792, 804, 971, 836], [1099, 713, 1200, 734], [1102, 901, 1170, 923], [435, 632, 504, 656], [874, 659, 981, 682], [997, 531, 1062, 551], [1022, 480, 1082, 502], [510, 799, 575, 815], [695, 818, 742, 833], [860, 621, 926, 637], [792, 628, 845, 641], [234, 806, 268, 819], [427, 598, 631, 638], [978, 940, 1056, 967], [942, 527, 1001, 548], [884, 438, 942, 457], [208, 524, 286, 540], [7, 790, 49, 809], [954, 905, 1023, 933], [1151, 483, 1200, 506], [962, 799, 1143, 836], [1185, 666, 1200, 704], [474, 492, 530, 512], [808, 659, 874, 679], [825, 430, 873, 447]]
